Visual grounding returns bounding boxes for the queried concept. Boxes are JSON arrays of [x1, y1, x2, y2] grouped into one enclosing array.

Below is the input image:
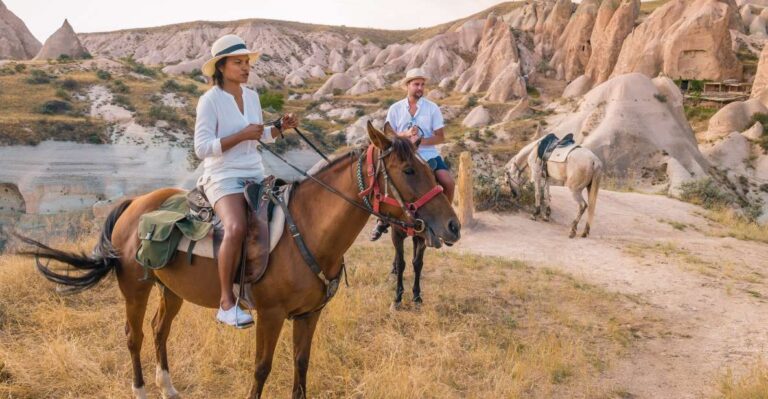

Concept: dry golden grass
[[717, 362, 768, 399], [705, 209, 768, 245], [0, 235, 647, 398]]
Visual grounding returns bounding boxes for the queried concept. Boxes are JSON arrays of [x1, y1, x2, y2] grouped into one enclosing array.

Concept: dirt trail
[[453, 187, 768, 398]]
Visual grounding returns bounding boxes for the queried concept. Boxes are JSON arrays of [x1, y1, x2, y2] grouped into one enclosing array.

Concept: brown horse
[[16, 122, 461, 399], [390, 228, 428, 310]]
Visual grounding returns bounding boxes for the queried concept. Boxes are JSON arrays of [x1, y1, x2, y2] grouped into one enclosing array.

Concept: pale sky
[[6, 0, 512, 43]]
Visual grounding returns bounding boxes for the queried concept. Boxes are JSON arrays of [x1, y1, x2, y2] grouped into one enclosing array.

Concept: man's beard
[[411, 91, 423, 99]]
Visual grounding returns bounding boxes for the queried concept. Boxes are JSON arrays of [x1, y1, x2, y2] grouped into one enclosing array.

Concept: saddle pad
[[548, 144, 580, 163], [177, 185, 292, 260]]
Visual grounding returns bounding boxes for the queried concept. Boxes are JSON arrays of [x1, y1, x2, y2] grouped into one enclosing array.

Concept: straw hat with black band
[[404, 67, 429, 85], [201, 35, 260, 77]]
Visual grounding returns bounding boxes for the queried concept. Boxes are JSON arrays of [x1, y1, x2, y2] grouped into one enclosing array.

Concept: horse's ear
[[367, 120, 392, 150], [383, 122, 396, 137]]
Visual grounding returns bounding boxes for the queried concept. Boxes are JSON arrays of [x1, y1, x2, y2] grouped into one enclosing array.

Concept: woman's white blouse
[[194, 85, 274, 185]]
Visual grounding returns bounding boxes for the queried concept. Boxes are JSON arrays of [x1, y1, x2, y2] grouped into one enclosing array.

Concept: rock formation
[[0, 0, 41, 59], [612, 0, 742, 82], [551, 73, 711, 193], [34, 19, 89, 60]]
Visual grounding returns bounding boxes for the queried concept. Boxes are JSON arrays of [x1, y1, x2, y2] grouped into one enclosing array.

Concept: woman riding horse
[[195, 34, 298, 327]]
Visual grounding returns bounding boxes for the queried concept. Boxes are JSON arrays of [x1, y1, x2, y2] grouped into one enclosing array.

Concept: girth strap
[[267, 188, 340, 303]]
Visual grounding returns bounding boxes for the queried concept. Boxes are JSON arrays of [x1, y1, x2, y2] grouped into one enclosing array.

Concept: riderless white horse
[[505, 134, 602, 238]]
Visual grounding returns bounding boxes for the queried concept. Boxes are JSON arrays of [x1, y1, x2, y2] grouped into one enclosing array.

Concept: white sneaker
[[216, 305, 254, 328]]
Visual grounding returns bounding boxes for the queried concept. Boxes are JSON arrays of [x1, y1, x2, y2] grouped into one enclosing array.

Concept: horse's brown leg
[[411, 236, 426, 308], [248, 310, 285, 399], [291, 311, 321, 399], [152, 285, 183, 399], [391, 228, 406, 310], [118, 272, 154, 399]]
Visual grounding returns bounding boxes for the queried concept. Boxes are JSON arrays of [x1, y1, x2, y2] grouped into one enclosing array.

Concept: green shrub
[[162, 79, 181, 92], [121, 56, 157, 77], [55, 88, 70, 101], [96, 69, 111, 80], [679, 178, 735, 210], [181, 83, 199, 95], [26, 69, 54, 84], [474, 172, 518, 212], [56, 54, 73, 63], [138, 105, 187, 129], [466, 95, 478, 108], [684, 105, 716, 122], [113, 95, 134, 111], [59, 78, 79, 91], [110, 80, 129, 94], [526, 85, 540, 99], [332, 88, 343, 96], [259, 90, 284, 112], [14, 64, 26, 73], [37, 100, 72, 115]]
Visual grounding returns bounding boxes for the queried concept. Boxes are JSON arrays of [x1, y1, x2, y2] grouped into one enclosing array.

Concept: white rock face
[[327, 107, 358, 120], [549, 73, 711, 194], [345, 110, 386, 145], [462, 105, 491, 128], [0, 0, 42, 59]]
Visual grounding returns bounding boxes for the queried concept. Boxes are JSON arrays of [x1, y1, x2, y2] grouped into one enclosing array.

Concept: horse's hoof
[[530, 215, 538, 221], [580, 232, 589, 238], [390, 301, 402, 311], [543, 216, 550, 222], [568, 231, 576, 239]]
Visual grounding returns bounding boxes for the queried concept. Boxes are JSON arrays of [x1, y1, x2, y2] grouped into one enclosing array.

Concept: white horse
[[505, 137, 603, 238]]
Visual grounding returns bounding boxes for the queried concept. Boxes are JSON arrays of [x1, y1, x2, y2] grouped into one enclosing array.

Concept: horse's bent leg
[[391, 229, 406, 309], [531, 177, 542, 221], [248, 311, 285, 399], [412, 236, 426, 306], [570, 188, 587, 239], [152, 284, 183, 399], [118, 271, 153, 399], [582, 171, 601, 238], [291, 311, 321, 399], [543, 180, 552, 222]]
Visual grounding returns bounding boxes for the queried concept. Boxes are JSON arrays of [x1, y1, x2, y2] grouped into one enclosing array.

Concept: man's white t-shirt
[[385, 97, 445, 160]]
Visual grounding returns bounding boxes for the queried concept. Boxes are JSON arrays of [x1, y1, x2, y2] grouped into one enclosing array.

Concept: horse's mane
[[302, 136, 417, 181]]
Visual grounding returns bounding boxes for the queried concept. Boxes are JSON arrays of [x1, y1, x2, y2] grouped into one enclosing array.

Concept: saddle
[[535, 133, 579, 176], [135, 176, 288, 285]]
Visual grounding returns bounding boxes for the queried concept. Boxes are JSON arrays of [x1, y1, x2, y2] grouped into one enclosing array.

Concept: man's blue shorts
[[427, 156, 449, 172]]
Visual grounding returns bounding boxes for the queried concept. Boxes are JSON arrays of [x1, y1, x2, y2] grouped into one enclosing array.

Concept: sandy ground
[[448, 187, 768, 398]]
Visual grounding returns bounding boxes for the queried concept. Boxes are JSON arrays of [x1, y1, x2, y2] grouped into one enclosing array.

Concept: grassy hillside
[[0, 58, 205, 145], [0, 233, 652, 398]]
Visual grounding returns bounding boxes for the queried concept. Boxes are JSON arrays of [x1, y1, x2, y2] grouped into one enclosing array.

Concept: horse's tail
[[586, 160, 602, 230], [14, 199, 132, 294]]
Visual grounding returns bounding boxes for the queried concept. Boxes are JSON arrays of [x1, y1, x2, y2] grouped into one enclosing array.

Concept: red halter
[[358, 144, 444, 236]]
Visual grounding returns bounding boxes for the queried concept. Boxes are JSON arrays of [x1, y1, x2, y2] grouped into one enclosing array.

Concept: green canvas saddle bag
[[135, 193, 212, 270]]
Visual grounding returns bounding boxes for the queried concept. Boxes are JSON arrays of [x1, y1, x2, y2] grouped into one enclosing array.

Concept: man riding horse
[[370, 67, 456, 240]]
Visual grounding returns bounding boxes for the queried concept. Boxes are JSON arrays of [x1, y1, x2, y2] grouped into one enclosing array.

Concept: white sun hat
[[201, 34, 260, 77], [404, 68, 430, 85]]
